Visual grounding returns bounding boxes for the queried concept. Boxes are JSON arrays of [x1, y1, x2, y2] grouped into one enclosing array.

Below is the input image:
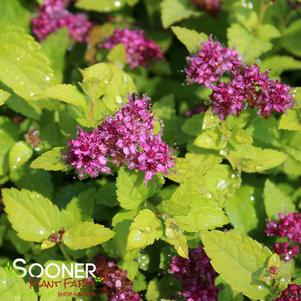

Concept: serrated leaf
[[279, 110, 301, 131], [9, 141, 32, 170], [202, 230, 272, 300], [63, 221, 114, 250], [225, 186, 258, 234], [161, 0, 199, 28], [116, 168, 149, 210], [43, 84, 86, 108], [228, 19, 280, 63], [31, 147, 70, 171], [0, 88, 10, 105], [2, 188, 61, 242], [264, 180, 295, 218], [227, 144, 287, 172], [127, 209, 162, 250], [171, 26, 207, 53], [164, 218, 188, 258], [41, 28, 68, 83], [0, 266, 37, 301], [262, 55, 301, 77], [0, 25, 55, 101], [60, 188, 96, 228]]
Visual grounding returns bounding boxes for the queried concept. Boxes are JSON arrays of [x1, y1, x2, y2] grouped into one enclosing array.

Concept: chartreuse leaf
[[60, 188, 96, 228], [0, 25, 55, 101], [43, 84, 86, 108], [279, 109, 301, 131], [2, 188, 61, 242], [116, 168, 149, 210], [171, 26, 207, 53], [0, 266, 37, 301], [161, 0, 199, 28], [31, 147, 70, 171], [63, 221, 114, 250], [80, 62, 135, 126], [168, 153, 221, 183], [0, 88, 10, 105], [9, 141, 32, 170], [202, 230, 273, 300], [227, 144, 287, 173], [41, 28, 68, 83], [76, 0, 126, 12], [164, 218, 188, 258], [127, 209, 163, 250], [0, 117, 19, 176], [262, 56, 301, 77], [225, 186, 258, 235], [264, 180, 295, 218], [108, 44, 127, 67], [227, 12, 280, 63]]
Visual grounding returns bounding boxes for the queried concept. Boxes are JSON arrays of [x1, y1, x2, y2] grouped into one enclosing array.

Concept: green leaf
[[264, 180, 295, 218], [227, 144, 287, 173], [225, 186, 258, 235], [181, 114, 203, 137], [41, 28, 68, 83], [116, 168, 149, 210], [63, 221, 114, 250], [202, 230, 272, 300], [228, 14, 280, 63], [60, 188, 96, 228], [161, 0, 199, 28], [30, 147, 70, 171], [0, 25, 55, 101], [9, 141, 32, 170], [171, 26, 207, 53], [2, 188, 61, 242], [43, 84, 86, 108], [127, 209, 162, 250], [281, 19, 301, 56], [262, 55, 301, 77], [0, 0, 31, 32], [0, 88, 10, 105], [75, 0, 126, 12], [0, 266, 37, 301], [80, 62, 135, 126], [279, 110, 301, 131]]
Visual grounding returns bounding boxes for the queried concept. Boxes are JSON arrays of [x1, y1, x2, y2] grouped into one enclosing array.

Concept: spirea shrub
[[1, 0, 301, 300]]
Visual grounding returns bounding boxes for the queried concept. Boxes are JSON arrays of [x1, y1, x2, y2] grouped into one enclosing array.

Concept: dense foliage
[[1, 0, 301, 300]]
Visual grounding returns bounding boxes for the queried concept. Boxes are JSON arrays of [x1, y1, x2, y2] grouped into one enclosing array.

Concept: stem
[[59, 244, 71, 261]]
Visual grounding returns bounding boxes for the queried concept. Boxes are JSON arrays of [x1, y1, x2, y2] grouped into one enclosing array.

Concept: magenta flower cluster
[[276, 284, 301, 301], [266, 213, 301, 261], [66, 94, 174, 182], [169, 246, 218, 301], [103, 28, 163, 68], [32, 0, 92, 42], [185, 38, 293, 119], [94, 255, 140, 301]]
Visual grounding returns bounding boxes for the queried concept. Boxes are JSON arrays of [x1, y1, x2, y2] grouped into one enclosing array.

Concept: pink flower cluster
[[94, 255, 140, 301], [266, 213, 301, 261], [103, 28, 163, 68], [185, 38, 293, 119], [276, 284, 301, 301], [32, 0, 92, 42], [66, 94, 174, 182], [169, 246, 218, 301]]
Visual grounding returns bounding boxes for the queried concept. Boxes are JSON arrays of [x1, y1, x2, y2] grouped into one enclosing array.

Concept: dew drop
[[16, 57, 20, 61], [250, 195, 255, 201], [45, 76, 51, 81], [217, 179, 227, 190], [114, 0, 121, 7], [206, 192, 212, 199]]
